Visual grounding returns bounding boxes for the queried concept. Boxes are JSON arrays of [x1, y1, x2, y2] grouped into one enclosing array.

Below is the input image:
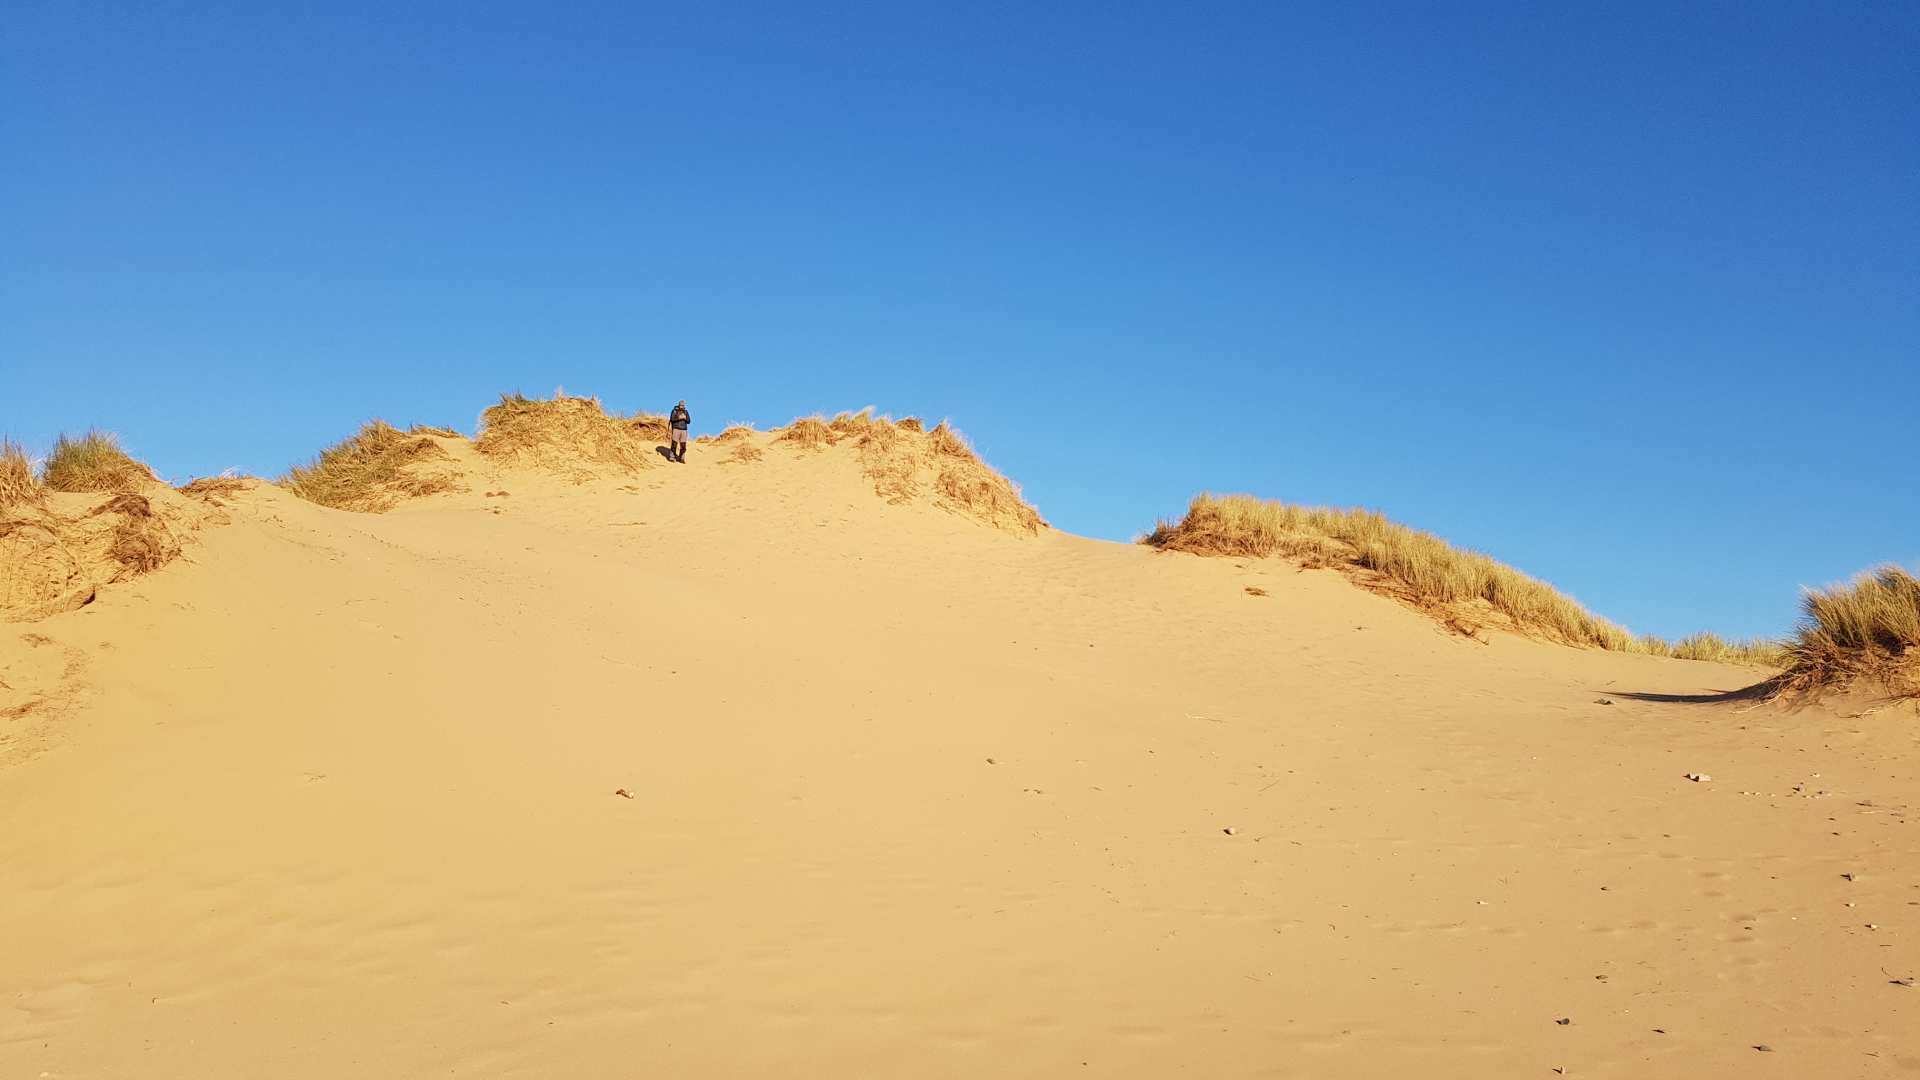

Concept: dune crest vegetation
[[177, 476, 255, 504], [475, 393, 654, 478], [280, 421, 462, 513], [849, 413, 1043, 535], [1145, 494, 1715, 653], [1, 440, 41, 509], [763, 410, 1042, 533], [41, 431, 156, 494], [1774, 565, 1920, 699], [720, 439, 764, 465], [1, 493, 189, 621], [775, 416, 835, 450], [2, 437, 193, 620], [1664, 632, 1788, 668], [628, 413, 673, 442]]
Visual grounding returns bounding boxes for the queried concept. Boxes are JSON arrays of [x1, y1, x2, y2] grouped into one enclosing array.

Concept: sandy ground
[[2, 433, 1916, 1078]]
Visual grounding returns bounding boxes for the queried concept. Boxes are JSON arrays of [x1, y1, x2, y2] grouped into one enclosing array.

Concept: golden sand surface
[[3, 430, 1914, 1077]]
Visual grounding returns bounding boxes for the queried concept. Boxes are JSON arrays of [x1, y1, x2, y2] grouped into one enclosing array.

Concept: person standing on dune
[[669, 400, 691, 463]]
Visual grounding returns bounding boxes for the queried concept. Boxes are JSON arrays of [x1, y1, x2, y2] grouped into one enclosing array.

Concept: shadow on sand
[[654, 445, 678, 463], [1598, 682, 1775, 705]]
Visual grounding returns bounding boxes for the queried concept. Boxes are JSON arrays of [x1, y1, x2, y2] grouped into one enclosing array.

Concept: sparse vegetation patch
[[1664, 632, 1787, 668], [178, 476, 254, 503], [829, 410, 878, 438], [628, 413, 673, 442], [720, 440, 765, 464], [476, 393, 653, 477], [1145, 494, 1640, 649], [776, 417, 836, 450], [848, 417, 1042, 534], [281, 420, 460, 512], [3, 487, 189, 621], [90, 493, 180, 573], [0, 440, 40, 509], [42, 431, 155, 494]]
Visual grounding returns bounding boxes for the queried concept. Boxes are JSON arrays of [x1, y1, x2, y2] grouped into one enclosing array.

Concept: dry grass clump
[[41, 431, 156, 494], [281, 420, 460, 512], [829, 409, 879, 437], [178, 475, 254, 503], [855, 419, 919, 501], [720, 440, 765, 464], [628, 413, 674, 441], [3, 489, 186, 621], [847, 417, 1043, 534], [923, 423, 1043, 534], [1665, 632, 1788, 668], [476, 393, 653, 476], [776, 416, 836, 451], [1145, 494, 1801, 665], [895, 417, 924, 433], [698, 424, 759, 447], [1630, 634, 1672, 656], [1775, 565, 1920, 697], [1144, 494, 1635, 648], [90, 493, 181, 573], [1, 439, 41, 509]]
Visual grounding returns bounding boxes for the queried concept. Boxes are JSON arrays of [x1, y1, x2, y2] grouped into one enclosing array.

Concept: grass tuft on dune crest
[[848, 417, 1043, 534], [705, 425, 763, 462], [42, 431, 157, 494], [1, 440, 41, 509], [476, 393, 653, 477], [1145, 494, 1642, 649], [1776, 565, 1920, 697], [1663, 632, 1788, 668], [178, 475, 254, 503], [923, 423, 1043, 535], [755, 411, 1043, 533], [628, 413, 674, 442], [829, 409, 879, 437], [720, 440, 765, 464], [1144, 495, 1796, 662], [281, 421, 460, 512], [776, 417, 836, 450]]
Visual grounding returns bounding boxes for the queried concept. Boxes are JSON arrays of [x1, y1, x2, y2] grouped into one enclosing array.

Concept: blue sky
[[5, 2, 1915, 640]]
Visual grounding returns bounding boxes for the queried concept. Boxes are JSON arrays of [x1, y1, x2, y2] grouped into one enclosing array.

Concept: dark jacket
[[670, 405, 690, 431]]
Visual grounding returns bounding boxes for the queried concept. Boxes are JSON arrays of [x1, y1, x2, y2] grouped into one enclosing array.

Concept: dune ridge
[[2, 409, 1915, 1078], [1145, 493, 1793, 672], [3, 402, 1909, 700]]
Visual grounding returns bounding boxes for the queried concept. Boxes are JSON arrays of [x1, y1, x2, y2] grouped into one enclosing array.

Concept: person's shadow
[[654, 445, 677, 463]]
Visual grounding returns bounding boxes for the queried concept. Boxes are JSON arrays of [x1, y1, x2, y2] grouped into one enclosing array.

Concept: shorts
[[670, 427, 689, 443]]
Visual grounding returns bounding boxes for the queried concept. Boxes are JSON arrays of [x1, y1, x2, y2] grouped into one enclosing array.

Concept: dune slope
[[1, 429, 1915, 1078]]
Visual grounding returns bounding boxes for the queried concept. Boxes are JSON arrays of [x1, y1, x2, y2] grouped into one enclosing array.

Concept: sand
[[2, 430, 1915, 1077]]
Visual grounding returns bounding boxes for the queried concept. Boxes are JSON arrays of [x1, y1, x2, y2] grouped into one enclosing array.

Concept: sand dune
[[2, 425, 1915, 1078]]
